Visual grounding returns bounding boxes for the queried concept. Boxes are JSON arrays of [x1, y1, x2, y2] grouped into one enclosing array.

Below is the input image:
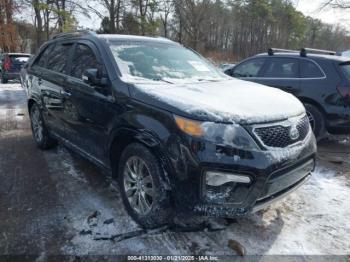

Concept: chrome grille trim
[[252, 114, 311, 149]]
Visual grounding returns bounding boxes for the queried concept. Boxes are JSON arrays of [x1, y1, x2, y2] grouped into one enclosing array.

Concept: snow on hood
[[131, 78, 305, 124]]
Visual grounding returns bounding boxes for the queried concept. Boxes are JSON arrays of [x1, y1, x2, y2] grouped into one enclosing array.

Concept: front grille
[[253, 115, 310, 148]]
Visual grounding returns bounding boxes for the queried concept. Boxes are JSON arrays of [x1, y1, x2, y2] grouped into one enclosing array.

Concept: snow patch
[[133, 78, 305, 124]]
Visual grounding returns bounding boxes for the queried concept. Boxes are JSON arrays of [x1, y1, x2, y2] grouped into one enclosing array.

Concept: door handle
[[60, 90, 72, 97]]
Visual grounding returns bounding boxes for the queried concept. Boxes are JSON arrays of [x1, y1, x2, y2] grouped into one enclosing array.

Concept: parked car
[[218, 63, 235, 71], [225, 48, 350, 139], [0, 53, 31, 83], [342, 50, 350, 57], [24, 32, 316, 228]]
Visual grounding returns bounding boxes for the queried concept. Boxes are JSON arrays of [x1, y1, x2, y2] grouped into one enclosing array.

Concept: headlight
[[174, 115, 259, 150]]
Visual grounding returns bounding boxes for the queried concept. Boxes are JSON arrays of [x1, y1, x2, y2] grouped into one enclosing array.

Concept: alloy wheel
[[123, 156, 154, 215], [306, 111, 315, 131]]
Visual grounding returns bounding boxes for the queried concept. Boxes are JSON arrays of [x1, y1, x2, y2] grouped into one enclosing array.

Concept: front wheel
[[304, 103, 326, 140], [118, 143, 172, 228], [29, 103, 57, 149]]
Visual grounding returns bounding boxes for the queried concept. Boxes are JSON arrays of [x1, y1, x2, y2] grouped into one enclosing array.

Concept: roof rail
[[300, 48, 337, 57], [52, 30, 96, 40], [268, 48, 299, 56]]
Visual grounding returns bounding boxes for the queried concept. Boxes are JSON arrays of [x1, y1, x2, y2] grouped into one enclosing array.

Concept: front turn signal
[[174, 115, 204, 137]]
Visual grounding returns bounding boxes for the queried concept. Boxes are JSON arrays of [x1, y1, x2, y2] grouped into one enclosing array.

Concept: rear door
[[299, 58, 328, 100], [257, 57, 301, 95], [32, 42, 74, 137]]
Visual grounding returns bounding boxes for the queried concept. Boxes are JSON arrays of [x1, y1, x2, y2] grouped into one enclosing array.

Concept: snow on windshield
[[109, 43, 226, 83]]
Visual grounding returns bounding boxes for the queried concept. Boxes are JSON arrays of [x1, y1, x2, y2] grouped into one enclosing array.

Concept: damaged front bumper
[[193, 158, 314, 217], [169, 128, 317, 218]]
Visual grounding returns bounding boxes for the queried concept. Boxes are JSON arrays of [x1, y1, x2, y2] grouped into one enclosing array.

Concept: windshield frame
[[107, 40, 229, 84]]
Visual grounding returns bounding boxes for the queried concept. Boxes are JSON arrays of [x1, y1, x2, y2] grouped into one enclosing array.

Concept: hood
[[130, 78, 305, 124]]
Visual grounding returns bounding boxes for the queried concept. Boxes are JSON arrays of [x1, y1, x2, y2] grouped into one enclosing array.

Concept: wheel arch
[[298, 96, 327, 117], [27, 98, 37, 112], [108, 128, 173, 190]]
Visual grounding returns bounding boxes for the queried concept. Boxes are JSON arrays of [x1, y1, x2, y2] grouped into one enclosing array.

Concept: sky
[[294, 0, 350, 27]]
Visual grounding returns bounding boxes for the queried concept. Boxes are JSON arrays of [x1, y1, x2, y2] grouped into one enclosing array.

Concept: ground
[[0, 83, 349, 258]]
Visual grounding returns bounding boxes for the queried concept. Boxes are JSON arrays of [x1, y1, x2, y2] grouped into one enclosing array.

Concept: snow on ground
[[1, 83, 350, 256], [46, 148, 349, 256]]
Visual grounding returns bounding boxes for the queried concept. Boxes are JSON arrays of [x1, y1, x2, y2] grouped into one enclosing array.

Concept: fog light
[[205, 171, 251, 186]]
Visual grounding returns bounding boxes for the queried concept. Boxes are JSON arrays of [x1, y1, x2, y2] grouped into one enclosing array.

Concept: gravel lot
[[0, 83, 349, 258]]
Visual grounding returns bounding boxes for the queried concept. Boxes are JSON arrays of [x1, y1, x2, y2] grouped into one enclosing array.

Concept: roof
[[2, 53, 31, 56], [50, 31, 179, 47], [256, 52, 350, 62], [97, 34, 177, 45]]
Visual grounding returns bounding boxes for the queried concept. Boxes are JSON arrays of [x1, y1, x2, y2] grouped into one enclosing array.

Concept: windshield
[[109, 42, 227, 83], [340, 63, 350, 80]]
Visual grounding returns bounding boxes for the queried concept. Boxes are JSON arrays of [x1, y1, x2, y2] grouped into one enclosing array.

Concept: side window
[[71, 44, 102, 79], [46, 43, 72, 74], [232, 58, 265, 78], [33, 45, 53, 68], [301, 60, 324, 78], [263, 58, 299, 78]]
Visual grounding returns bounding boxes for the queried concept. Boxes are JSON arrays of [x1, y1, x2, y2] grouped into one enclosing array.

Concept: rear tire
[[1, 74, 8, 84], [29, 103, 57, 149], [304, 103, 326, 140], [118, 143, 172, 229]]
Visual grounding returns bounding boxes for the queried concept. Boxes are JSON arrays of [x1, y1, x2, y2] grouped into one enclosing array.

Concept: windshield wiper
[[152, 78, 173, 84], [197, 78, 221, 82]]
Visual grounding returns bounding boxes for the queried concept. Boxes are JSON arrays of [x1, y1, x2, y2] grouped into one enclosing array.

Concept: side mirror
[[82, 68, 108, 87]]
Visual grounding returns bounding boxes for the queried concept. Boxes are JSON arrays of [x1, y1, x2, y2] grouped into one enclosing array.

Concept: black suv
[[225, 48, 350, 139], [0, 53, 31, 83], [24, 32, 316, 228]]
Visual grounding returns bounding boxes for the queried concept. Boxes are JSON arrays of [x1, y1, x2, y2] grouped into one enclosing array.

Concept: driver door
[[63, 42, 114, 163]]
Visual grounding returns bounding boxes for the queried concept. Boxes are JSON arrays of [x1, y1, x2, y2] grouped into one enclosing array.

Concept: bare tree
[[321, 0, 350, 9], [159, 0, 173, 37], [88, 0, 125, 33]]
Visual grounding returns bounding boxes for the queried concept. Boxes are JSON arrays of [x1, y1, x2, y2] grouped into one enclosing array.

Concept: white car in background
[[342, 50, 350, 57]]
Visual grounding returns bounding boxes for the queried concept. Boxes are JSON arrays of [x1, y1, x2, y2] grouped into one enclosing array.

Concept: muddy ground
[[0, 83, 349, 258]]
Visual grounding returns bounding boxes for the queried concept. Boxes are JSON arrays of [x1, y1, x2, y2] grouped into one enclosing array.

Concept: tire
[[1, 75, 8, 84], [304, 103, 326, 140], [29, 103, 57, 149], [118, 143, 172, 228]]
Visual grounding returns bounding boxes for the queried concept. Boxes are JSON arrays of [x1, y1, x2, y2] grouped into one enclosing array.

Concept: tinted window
[[71, 44, 102, 79], [34, 45, 53, 68], [47, 43, 72, 73], [301, 60, 324, 78], [340, 64, 350, 80], [263, 58, 299, 78], [232, 59, 265, 77]]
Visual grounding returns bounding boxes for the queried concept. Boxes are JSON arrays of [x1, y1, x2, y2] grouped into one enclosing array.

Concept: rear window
[[340, 64, 350, 80], [10, 55, 30, 63], [301, 60, 324, 78], [263, 58, 299, 78]]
